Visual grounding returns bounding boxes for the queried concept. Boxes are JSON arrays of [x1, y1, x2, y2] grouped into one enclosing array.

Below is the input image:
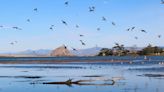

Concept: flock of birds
[[0, 1, 163, 51]]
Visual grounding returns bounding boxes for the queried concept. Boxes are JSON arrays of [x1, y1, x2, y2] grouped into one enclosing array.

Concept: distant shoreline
[[0, 56, 163, 64]]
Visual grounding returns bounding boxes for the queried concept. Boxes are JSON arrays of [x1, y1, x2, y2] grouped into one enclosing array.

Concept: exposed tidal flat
[[0, 56, 163, 92]]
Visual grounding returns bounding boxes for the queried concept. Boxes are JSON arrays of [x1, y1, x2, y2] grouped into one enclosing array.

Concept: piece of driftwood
[[43, 79, 115, 86]]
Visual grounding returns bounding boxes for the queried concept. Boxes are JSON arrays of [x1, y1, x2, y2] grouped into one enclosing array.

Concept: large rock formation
[[50, 45, 74, 57]]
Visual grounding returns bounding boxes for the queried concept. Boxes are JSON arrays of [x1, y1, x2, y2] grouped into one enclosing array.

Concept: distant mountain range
[[0, 46, 163, 57]]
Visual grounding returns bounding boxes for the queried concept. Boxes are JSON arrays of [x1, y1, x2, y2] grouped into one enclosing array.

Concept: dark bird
[[79, 34, 84, 37], [62, 20, 67, 26], [97, 28, 101, 31], [134, 36, 138, 40], [65, 1, 69, 5], [71, 47, 77, 51], [126, 28, 130, 31], [102, 16, 107, 21], [89, 6, 95, 12], [112, 22, 116, 26], [27, 19, 30, 22], [80, 40, 86, 45], [161, 0, 164, 4], [0, 25, 3, 28], [49, 25, 54, 31], [131, 27, 135, 31], [34, 8, 38, 12], [12, 27, 22, 30], [141, 29, 147, 33], [76, 25, 79, 28], [10, 42, 14, 45], [158, 35, 161, 38]]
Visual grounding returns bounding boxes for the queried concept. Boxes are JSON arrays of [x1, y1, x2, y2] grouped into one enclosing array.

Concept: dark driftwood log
[[43, 79, 115, 86]]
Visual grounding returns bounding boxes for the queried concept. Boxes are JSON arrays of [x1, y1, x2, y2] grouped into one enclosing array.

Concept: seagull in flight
[[34, 8, 38, 12], [80, 40, 86, 46], [71, 47, 77, 51], [27, 19, 30, 22], [76, 25, 79, 28], [65, 1, 69, 5], [79, 34, 84, 37], [12, 27, 22, 30], [158, 35, 161, 38], [89, 6, 95, 12], [97, 28, 101, 31], [141, 29, 147, 33], [102, 16, 107, 21], [161, 0, 164, 4], [131, 27, 135, 31], [49, 25, 54, 31], [112, 22, 116, 26], [61, 20, 67, 26]]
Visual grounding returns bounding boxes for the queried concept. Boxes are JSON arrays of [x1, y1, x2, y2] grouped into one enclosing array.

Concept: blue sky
[[0, 0, 164, 52]]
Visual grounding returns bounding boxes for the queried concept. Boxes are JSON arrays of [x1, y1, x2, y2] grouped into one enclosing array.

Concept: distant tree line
[[97, 44, 164, 56]]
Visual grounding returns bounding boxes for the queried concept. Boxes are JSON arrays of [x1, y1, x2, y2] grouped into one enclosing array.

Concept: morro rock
[[50, 45, 74, 57]]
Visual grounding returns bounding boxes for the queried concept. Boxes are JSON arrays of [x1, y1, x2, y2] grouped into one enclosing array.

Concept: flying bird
[[61, 20, 67, 26], [27, 19, 30, 22], [131, 27, 135, 31], [49, 25, 54, 31], [161, 0, 164, 4], [111, 22, 116, 26], [102, 16, 107, 21], [134, 36, 138, 40], [0, 25, 3, 28], [97, 28, 101, 31], [71, 47, 77, 51], [79, 34, 84, 37], [141, 29, 147, 33], [158, 35, 161, 38], [34, 8, 38, 12], [80, 40, 86, 45], [76, 25, 79, 28], [126, 28, 130, 31], [12, 27, 22, 30], [89, 6, 95, 12], [64, 1, 69, 5]]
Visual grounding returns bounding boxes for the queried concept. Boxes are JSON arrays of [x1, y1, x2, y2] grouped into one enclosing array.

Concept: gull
[[141, 29, 147, 33], [76, 25, 79, 28], [134, 36, 138, 40], [131, 27, 135, 31], [97, 28, 101, 31], [112, 22, 116, 26], [79, 34, 84, 37], [0, 25, 3, 28], [12, 27, 22, 30], [27, 19, 30, 22], [126, 28, 130, 31], [62, 20, 67, 26], [49, 25, 54, 31], [89, 6, 95, 12], [102, 16, 107, 21], [161, 0, 164, 4], [71, 47, 77, 51], [80, 40, 86, 45], [65, 1, 69, 5], [158, 35, 161, 38], [34, 8, 38, 12]]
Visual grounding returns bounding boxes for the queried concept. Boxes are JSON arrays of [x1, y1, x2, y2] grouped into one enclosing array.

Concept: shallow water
[[0, 60, 164, 92]]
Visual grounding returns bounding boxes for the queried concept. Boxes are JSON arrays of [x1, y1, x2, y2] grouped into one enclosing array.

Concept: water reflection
[[0, 62, 163, 92]]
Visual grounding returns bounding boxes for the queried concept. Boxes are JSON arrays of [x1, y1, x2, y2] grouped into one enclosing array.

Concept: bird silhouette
[[97, 28, 101, 31], [71, 47, 77, 51], [27, 19, 30, 22], [102, 16, 107, 21], [76, 25, 79, 28], [158, 35, 161, 38], [141, 30, 147, 33], [80, 40, 86, 45], [34, 8, 38, 12], [126, 28, 130, 31], [0, 25, 3, 28], [112, 22, 116, 26], [62, 20, 68, 26], [65, 1, 69, 5], [49, 25, 54, 31], [161, 0, 164, 4], [12, 27, 22, 30], [131, 27, 135, 31], [89, 6, 95, 12], [79, 34, 84, 37], [134, 36, 138, 40]]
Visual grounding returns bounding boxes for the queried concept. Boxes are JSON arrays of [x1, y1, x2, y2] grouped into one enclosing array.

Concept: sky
[[0, 0, 164, 52]]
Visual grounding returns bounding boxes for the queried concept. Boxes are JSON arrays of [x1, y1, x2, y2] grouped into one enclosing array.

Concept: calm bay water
[[0, 56, 164, 92]]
